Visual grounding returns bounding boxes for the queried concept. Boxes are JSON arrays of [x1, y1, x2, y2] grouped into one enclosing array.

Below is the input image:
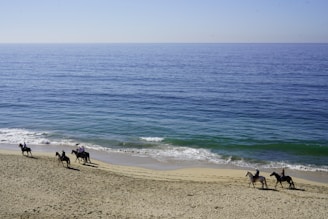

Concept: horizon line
[[0, 42, 327, 44]]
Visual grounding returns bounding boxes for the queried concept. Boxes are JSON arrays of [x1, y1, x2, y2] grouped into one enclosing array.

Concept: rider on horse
[[62, 150, 66, 158], [78, 145, 85, 154], [254, 169, 260, 179], [281, 168, 286, 180]]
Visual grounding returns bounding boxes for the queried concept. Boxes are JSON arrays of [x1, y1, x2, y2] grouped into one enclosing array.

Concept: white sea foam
[[140, 137, 164, 142], [0, 128, 49, 145], [0, 128, 74, 146], [117, 145, 230, 165], [262, 161, 328, 172], [1, 128, 327, 172], [112, 144, 328, 172]]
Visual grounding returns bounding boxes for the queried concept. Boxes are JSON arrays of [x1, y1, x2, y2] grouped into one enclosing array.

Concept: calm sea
[[0, 43, 327, 172]]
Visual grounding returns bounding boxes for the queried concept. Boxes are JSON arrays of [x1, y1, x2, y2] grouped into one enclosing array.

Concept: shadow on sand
[[287, 187, 305, 191], [258, 187, 306, 192], [257, 188, 279, 192], [67, 166, 80, 171], [25, 155, 38, 160], [82, 162, 99, 168]]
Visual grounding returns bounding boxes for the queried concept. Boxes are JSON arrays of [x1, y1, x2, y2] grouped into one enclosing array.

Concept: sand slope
[[0, 151, 327, 219]]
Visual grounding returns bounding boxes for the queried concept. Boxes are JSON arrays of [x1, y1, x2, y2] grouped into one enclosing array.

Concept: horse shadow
[[25, 155, 38, 159], [259, 187, 305, 192], [257, 188, 279, 192], [82, 162, 99, 168], [287, 187, 305, 191], [67, 166, 80, 171]]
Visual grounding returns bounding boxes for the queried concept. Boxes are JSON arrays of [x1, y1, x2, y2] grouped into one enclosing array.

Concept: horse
[[246, 171, 268, 189], [270, 172, 295, 189], [71, 150, 91, 163], [18, 143, 32, 157], [55, 152, 70, 167]]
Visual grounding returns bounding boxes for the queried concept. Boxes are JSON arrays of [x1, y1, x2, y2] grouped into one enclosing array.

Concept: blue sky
[[0, 0, 327, 43]]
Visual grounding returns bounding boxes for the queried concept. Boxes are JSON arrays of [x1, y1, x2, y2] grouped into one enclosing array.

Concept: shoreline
[[1, 143, 327, 185]]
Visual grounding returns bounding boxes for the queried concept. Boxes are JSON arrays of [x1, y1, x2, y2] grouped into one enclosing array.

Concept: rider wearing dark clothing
[[61, 150, 66, 158], [254, 169, 259, 179], [281, 168, 286, 180]]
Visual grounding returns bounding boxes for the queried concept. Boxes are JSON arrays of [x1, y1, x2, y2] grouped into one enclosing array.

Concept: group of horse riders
[[62, 145, 88, 161], [249, 167, 295, 189], [19, 142, 293, 187], [55, 145, 91, 167], [254, 168, 286, 180], [19, 142, 90, 166]]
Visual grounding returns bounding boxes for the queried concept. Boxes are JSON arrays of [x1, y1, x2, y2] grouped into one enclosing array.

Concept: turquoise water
[[0, 43, 327, 171]]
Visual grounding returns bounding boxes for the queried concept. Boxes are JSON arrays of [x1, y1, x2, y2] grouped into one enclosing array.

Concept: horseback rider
[[78, 145, 85, 154], [281, 168, 286, 180], [254, 169, 260, 179], [61, 150, 66, 158]]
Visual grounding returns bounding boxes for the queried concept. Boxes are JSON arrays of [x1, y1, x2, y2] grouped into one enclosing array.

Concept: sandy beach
[[0, 149, 327, 219]]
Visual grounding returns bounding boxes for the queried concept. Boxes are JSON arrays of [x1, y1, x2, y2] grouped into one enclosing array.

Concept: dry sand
[[0, 150, 327, 219]]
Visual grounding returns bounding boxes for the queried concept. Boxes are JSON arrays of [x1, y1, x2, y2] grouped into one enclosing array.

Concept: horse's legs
[[279, 181, 283, 188], [260, 179, 267, 189], [291, 180, 295, 188], [287, 179, 295, 189]]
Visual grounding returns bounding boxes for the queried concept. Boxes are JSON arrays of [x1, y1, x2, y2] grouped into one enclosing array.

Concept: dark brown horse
[[56, 152, 70, 168], [18, 143, 32, 157], [71, 150, 91, 163], [270, 172, 295, 189]]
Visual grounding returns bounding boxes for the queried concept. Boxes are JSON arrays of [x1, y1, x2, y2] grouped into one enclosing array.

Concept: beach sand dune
[[0, 151, 327, 219]]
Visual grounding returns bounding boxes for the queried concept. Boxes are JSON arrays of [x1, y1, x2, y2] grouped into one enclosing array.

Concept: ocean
[[0, 43, 327, 172]]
